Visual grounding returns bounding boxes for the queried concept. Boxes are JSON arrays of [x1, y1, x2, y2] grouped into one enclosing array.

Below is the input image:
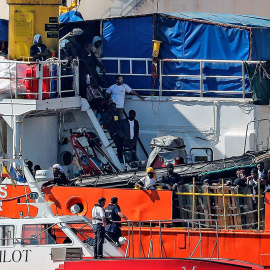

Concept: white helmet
[[118, 236, 127, 246]]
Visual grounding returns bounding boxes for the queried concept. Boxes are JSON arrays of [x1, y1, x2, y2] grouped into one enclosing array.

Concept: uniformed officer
[[92, 197, 106, 259], [105, 197, 128, 246]]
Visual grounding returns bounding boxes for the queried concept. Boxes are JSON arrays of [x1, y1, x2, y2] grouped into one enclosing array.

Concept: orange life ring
[[65, 196, 88, 216]]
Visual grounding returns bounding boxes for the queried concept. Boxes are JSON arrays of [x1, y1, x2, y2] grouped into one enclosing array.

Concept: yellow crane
[[59, 0, 80, 15]]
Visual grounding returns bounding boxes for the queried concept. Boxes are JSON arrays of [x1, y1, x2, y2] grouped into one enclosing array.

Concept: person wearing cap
[[105, 197, 128, 246], [30, 34, 49, 61], [106, 75, 145, 119], [42, 164, 69, 187], [159, 163, 184, 190], [136, 167, 159, 189], [92, 36, 102, 58], [92, 197, 106, 259]]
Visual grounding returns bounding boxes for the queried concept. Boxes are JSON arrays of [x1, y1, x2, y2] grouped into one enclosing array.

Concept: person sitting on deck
[[43, 164, 69, 187], [30, 34, 50, 61], [135, 167, 159, 190], [159, 163, 184, 190]]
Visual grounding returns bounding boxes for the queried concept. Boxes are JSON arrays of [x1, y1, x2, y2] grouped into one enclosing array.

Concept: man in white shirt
[[106, 75, 145, 117], [92, 197, 106, 259]]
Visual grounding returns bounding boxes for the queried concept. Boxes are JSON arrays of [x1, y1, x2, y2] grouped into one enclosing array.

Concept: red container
[[25, 65, 50, 100]]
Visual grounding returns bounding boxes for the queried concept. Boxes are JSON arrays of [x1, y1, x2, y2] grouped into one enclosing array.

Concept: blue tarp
[[103, 16, 153, 58], [59, 11, 84, 23], [62, 13, 270, 97], [0, 19, 8, 42], [102, 13, 270, 96]]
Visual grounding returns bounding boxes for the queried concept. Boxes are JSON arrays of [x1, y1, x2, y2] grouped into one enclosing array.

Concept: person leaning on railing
[[30, 34, 50, 61], [135, 167, 159, 190]]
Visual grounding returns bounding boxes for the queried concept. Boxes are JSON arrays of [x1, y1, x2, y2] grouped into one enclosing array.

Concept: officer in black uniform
[[105, 197, 128, 245], [160, 163, 184, 190]]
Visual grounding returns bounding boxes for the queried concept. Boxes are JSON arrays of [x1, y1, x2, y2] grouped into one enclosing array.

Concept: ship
[[1, 0, 270, 269]]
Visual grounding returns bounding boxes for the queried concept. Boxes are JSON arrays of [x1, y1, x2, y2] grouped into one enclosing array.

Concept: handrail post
[[15, 62, 18, 98], [128, 221, 131, 258], [38, 63, 43, 100], [200, 61, 203, 97], [192, 177, 195, 228], [222, 179, 227, 229], [132, 222, 134, 258], [159, 220, 163, 258], [242, 62, 245, 98], [139, 221, 142, 258], [188, 221, 191, 258], [199, 221, 202, 259], [258, 178, 261, 230], [159, 59, 163, 97], [216, 221, 219, 260]]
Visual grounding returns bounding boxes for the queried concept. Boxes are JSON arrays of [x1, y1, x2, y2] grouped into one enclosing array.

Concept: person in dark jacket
[[159, 163, 184, 190], [102, 102, 124, 160], [105, 197, 128, 245], [79, 43, 105, 98], [233, 169, 247, 187], [121, 110, 139, 158], [30, 34, 49, 61], [43, 164, 69, 187]]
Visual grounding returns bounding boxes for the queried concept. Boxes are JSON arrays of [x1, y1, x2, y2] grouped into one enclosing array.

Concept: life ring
[[65, 196, 88, 216]]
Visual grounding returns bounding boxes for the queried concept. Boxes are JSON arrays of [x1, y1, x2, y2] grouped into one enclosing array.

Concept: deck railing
[[119, 218, 221, 259], [0, 59, 78, 100], [0, 57, 265, 100], [101, 57, 264, 98]]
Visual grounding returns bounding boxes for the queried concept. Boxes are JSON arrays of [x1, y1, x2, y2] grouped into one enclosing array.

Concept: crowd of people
[[29, 32, 144, 163], [200, 161, 270, 195]]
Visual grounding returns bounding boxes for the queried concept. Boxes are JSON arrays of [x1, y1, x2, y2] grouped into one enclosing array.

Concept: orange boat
[[0, 175, 269, 269]]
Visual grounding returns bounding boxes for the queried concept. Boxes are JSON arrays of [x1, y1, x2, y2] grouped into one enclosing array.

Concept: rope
[[178, 206, 264, 217]]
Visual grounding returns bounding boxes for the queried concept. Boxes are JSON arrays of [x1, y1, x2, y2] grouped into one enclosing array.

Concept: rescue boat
[[0, 158, 264, 270], [1, 1, 270, 269]]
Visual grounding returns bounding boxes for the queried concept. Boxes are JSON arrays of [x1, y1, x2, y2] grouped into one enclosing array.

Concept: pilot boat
[[0, 158, 262, 270]]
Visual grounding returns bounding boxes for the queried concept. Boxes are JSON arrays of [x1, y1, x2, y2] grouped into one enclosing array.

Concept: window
[[22, 224, 63, 246], [0, 225, 14, 246]]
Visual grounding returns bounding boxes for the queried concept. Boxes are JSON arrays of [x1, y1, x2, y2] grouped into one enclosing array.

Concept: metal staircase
[[101, 0, 148, 18], [80, 98, 124, 171]]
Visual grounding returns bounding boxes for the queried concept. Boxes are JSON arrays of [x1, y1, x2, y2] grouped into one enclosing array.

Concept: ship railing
[[101, 57, 264, 98], [175, 178, 265, 231], [0, 59, 79, 100], [117, 218, 222, 260]]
